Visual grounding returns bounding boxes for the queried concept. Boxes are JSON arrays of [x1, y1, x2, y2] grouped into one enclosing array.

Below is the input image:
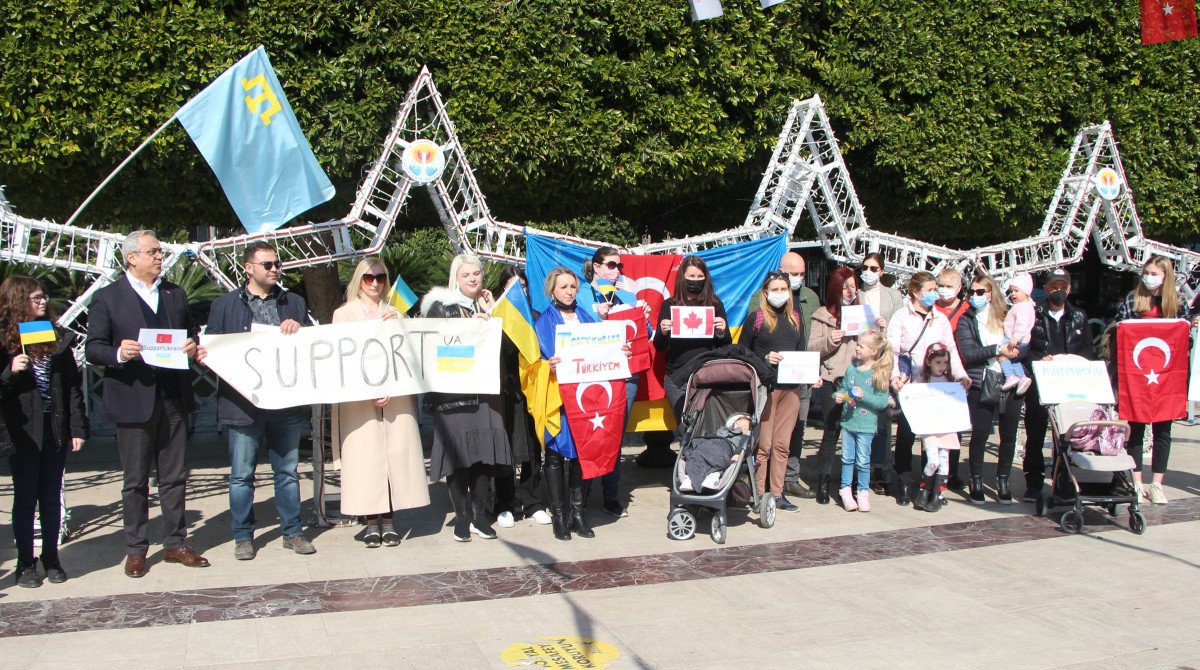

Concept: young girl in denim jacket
[[835, 330, 894, 512]]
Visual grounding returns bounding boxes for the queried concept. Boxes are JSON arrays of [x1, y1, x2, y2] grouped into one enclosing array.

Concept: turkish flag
[[561, 380, 627, 478], [156, 333, 173, 344], [606, 305, 650, 374], [618, 253, 680, 401], [1116, 319, 1190, 423], [1141, 0, 1198, 45]]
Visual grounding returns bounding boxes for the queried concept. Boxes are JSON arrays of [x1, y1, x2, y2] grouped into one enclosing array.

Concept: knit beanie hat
[[1005, 273, 1033, 296]]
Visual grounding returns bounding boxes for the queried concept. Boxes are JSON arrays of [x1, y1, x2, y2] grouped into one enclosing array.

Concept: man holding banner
[[85, 231, 207, 577], [197, 242, 316, 560]]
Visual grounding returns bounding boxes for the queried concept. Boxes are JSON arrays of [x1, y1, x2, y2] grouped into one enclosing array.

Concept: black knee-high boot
[[544, 450, 571, 541], [447, 470, 472, 541], [568, 459, 595, 538]]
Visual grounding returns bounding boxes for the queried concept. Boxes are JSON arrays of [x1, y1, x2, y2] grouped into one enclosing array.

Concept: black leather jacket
[[1029, 302, 1093, 362]]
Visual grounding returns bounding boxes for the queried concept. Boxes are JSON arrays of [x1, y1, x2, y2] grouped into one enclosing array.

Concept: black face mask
[[552, 298, 577, 313], [685, 279, 706, 294], [1048, 290, 1067, 308]]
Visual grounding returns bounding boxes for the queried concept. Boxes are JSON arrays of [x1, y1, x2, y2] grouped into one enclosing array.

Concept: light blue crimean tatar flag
[[177, 46, 335, 234]]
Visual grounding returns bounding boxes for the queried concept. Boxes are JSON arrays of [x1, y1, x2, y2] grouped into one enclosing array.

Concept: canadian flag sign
[[561, 379, 627, 478], [1116, 319, 1190, 423], [671, 305, 715, 339]]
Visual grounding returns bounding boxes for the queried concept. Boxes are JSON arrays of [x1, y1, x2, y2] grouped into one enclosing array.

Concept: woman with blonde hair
[[331, 257, 430, 548], [1113, 256, 1199, 505], [422, 254, 512, 540]]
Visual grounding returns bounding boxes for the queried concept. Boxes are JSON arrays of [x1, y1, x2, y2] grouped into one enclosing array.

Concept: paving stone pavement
[[0, 422, 1197, 669]]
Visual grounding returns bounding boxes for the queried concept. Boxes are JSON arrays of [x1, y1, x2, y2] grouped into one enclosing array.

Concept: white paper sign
[[554, 321, 631, 384], [138, 329, 190, 370], [898, 382, 971, 435], [671, 306, 715, 339], [689, 0, 723, 21], [1031, 360, 1116, 405], [777, 351, 820, 384], [839, 304, 877, 336], [200, 318, 502, 409]]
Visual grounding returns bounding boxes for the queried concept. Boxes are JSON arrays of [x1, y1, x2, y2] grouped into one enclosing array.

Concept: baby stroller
[[1035, 399, 1146, 534], [667, 358, 772, 544]]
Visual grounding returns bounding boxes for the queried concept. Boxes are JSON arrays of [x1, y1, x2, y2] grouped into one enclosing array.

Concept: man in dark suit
[[85, 230, 210, 577]]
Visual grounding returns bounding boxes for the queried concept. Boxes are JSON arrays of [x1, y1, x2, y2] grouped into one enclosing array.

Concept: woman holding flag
[[0, 276, 87, 588], [330, 258, 430, 549], [1113, 256, 1198, 505], [422, 255, 513, 542]]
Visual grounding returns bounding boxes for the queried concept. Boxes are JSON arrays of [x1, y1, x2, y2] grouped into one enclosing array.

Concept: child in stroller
[[678, 413, 752, 493]]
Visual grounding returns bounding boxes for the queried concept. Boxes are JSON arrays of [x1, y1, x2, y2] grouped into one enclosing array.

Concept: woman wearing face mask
[[954, 272, 1023, 505], [807, 267, 862, 504], [422, 254, 513, 542], [886, 271, 971, 505], [857, 253, 904, 494], [653, 256, 731, 422], [740, 272, 815, 512], [1112, 256, 1199, 505]]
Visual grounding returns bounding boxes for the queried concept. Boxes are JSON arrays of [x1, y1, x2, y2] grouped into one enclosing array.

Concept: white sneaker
[[497, 511, 516, 528], [1146, 482, 1168, 505], [530, 509, 553, 525]]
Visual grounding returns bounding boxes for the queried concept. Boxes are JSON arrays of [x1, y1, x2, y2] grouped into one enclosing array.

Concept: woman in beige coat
[[331, 257, 430, 548], [808, 267, 862, 504]]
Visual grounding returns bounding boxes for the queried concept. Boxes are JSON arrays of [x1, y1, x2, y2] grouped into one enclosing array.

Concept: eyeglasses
[[862, 265, 882, 272], [360, 273, 389, 285], [256, 261, 283, 270], [29, 294, 48, 302], [596, 260, 624, 271], [133, 248, 164, 257], [967, 288, 989, 296]]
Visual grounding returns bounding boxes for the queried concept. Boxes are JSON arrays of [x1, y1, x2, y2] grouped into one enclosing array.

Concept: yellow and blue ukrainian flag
[[492, 280, 540, 366], [17, 321, 56, 347], [386, 274, 419, 315], [176, 46, 335, 235]]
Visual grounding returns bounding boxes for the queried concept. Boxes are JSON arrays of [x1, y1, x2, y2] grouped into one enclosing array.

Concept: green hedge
[[2, 0, 1197, 244]]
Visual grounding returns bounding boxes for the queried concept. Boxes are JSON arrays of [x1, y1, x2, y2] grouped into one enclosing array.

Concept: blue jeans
[[840, 429, 873, 491], [227, 409, 308, 541], [999, 340, 1028, 378]]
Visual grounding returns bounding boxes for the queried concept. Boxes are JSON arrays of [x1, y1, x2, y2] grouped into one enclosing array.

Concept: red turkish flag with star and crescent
[[1141, 0, 1198, 45], [617, 254, 681, 405], [561, 380, 627, 478], [605, 305, 651, 374], [1116, 319, 1190, 423]]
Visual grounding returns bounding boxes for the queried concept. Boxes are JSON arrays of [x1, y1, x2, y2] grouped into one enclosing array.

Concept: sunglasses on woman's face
[[361, 273, 389, 285], [968, 288, 989, 296], [596, 260, 623, 271], [862, 265, 882, 272]]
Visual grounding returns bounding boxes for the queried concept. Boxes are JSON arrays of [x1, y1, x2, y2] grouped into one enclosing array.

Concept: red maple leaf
[[683, 310, 703, 331]]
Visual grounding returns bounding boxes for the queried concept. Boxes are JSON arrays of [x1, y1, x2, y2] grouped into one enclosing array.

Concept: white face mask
[[788, 274, 803, 291], [860, 270, 880, 287], [1142, 274, 1164, 291], [936, 287, 958, 301], [767, 292, 790, 308]]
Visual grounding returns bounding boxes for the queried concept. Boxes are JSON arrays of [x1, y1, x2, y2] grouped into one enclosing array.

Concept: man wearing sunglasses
[[197, 241, 316, 560], [1021, 267, 1093, 502]]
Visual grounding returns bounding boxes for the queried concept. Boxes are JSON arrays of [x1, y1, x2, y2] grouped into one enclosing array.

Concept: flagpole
[[64, 113, 179, 227]]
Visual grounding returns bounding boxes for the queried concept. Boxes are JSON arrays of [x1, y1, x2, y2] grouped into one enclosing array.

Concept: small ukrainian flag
[[386, 274, 419, 314], [18, 321, 56, 347], [436, 345, 475, 373]]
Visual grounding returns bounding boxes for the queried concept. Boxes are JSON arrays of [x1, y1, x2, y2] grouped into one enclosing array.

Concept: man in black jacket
[[85, 230, 207, 577], [196, 242, 315, 560], [1022, 268, 1095, 499]]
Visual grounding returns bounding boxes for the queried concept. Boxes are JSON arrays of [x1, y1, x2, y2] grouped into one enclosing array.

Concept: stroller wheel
[[759, 494, 777, 529], [1129, 511, 1147, 535], [1107, 503, 1119, 517], [667, 508, 696, 541], [710, 514, 727, 545], [1059, 510, 1084, 534]]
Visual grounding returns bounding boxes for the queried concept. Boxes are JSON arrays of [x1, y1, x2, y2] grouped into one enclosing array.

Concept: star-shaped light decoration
[[589, 412, 606, 429], [1145, 369, 1160, 385]]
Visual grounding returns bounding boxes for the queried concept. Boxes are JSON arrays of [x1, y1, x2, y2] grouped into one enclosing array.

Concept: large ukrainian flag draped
[[177, 46, 335, 234], [523, 230, 787, 431]]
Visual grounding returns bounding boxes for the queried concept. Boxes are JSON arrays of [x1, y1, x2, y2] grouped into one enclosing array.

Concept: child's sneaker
[[838, 486, 858, 511], [856, 489, 871, 512], [1002, 376, 1020, 391], [1016, 377, 1033, 395]]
